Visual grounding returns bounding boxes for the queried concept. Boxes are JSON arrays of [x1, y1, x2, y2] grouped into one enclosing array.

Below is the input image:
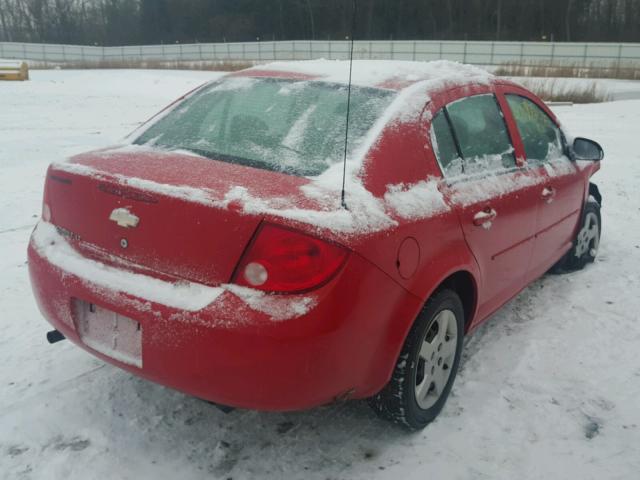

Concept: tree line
[[0, 0, 639, 45]]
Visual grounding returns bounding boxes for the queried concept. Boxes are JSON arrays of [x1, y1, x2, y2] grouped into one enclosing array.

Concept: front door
[[503, 93, 585, 280]]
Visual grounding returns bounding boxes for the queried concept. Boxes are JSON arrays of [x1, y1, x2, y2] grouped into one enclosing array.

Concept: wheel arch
[[434, 270, 478, 333], [589, 182, 602, 206], [400, 267, 480, 351], [359, 224, 483, 399], [364, 268, 479, 412]]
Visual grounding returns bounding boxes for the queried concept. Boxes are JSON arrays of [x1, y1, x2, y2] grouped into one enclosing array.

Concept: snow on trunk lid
[[42, 150, 291, 287]]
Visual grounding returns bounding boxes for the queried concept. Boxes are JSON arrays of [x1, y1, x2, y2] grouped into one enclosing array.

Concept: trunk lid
[[45, 147, 314, 286]]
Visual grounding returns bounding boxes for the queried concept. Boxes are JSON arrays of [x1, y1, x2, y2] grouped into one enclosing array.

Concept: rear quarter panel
[[346, 90, 484, 330]]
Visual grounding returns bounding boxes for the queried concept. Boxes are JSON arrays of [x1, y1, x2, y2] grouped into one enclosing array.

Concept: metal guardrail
[[1, 40, 639, 69]]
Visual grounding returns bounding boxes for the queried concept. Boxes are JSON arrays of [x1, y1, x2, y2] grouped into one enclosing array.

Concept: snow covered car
[[28, 60, 603, 430]]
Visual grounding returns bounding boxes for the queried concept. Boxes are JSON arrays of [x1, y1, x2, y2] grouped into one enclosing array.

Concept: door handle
[[541, 187, 556, 203], [473, 208, 497, 227]]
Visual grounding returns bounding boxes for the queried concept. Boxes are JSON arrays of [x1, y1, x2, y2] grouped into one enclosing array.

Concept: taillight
[[42, 202, 51, 222], [233, 223, 348, 293]]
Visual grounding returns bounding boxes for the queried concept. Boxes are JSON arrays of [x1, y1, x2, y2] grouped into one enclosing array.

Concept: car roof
[[233, 59, 498, 94]]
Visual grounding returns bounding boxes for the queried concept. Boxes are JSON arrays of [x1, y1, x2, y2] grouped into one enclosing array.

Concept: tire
[[369, 289, 464, 430], [552, 198, 601, 273]]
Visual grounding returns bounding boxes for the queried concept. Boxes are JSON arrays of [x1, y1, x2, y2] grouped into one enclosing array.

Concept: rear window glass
[[445, 94, 516, 175], [134, 77, 395, 177]]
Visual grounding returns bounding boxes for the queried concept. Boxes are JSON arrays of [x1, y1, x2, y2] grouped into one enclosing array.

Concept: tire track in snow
[[0, 224, 35, 235], [0, 364, 107, 415]]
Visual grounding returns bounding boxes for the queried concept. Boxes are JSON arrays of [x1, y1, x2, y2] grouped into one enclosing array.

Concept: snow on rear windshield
[[134, 77, 396, 177]]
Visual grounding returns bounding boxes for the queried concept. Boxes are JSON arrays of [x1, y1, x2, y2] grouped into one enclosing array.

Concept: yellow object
[[0, 61, 29, 81]]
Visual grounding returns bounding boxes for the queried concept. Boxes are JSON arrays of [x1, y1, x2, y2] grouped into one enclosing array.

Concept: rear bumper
[[28, 223, 421, 411]]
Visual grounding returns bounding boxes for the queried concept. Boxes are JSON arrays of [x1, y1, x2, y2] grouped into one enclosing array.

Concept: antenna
[[341, 0, 357, 210]]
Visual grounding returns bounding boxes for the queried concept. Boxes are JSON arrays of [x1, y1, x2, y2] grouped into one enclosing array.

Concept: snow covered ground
[[507, 76, 640, 101], [1, 70, 639, 480]]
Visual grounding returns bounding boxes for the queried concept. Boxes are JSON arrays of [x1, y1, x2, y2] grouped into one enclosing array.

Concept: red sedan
[[28, 61, 603, 430]]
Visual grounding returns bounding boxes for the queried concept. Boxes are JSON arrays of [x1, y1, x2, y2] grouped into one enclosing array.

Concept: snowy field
[[1, 70, 640, 480]]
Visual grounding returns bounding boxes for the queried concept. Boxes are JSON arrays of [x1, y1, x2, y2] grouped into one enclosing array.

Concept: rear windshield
[[134, 76, 396, 177]]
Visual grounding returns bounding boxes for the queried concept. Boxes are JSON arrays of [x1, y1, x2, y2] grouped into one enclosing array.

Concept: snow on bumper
[[28, 221, 421, 410], [31, 221, 225, 311]]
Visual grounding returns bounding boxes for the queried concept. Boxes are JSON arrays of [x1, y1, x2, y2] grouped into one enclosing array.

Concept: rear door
[[501, 91, 585, 280], [432, 92, 541, 322]]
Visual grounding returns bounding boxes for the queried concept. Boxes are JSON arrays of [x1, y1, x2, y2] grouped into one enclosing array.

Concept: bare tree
[[0, 0, 638, 45]]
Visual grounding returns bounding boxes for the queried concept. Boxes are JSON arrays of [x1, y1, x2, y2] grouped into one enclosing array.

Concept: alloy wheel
[[575, 211, 600, 258], [414, 309, 459, 410]]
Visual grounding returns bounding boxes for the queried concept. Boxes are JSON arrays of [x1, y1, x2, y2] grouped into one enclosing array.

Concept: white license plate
[[74, 300, 142, 368]]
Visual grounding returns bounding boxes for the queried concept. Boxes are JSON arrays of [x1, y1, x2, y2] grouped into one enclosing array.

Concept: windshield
[[134, 76, 396, 177]]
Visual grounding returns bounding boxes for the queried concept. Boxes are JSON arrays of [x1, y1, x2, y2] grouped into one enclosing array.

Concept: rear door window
[[431, 94, 515, 177], [446, 95, 516, 174], [430, 110, 461, 176], [506, 94, 565, 164]]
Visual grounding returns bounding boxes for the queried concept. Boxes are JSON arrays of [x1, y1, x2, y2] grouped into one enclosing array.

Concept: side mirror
[[572, 137, 604, 162]]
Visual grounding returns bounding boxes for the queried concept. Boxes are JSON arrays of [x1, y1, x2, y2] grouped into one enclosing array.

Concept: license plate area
[[73, 299, 142, 368]]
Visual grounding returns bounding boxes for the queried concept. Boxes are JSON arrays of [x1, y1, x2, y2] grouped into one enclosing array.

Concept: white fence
[[1, 40, 639, 69]]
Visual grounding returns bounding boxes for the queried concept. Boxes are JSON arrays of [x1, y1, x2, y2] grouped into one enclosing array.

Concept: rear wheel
[[369, 289, 464, 430], [552, 199, 601, 273]]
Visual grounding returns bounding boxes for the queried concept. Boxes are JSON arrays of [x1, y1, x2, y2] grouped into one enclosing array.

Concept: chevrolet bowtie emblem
[[109, 207, 140, 228]]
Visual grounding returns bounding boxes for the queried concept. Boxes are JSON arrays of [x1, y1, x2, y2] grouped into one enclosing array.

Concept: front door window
[[505, 94, 566, 165]]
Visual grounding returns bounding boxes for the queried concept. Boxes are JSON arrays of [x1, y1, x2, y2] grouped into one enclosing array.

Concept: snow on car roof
[[242, 59, 494, 92], [59, 61, 496, 238]]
